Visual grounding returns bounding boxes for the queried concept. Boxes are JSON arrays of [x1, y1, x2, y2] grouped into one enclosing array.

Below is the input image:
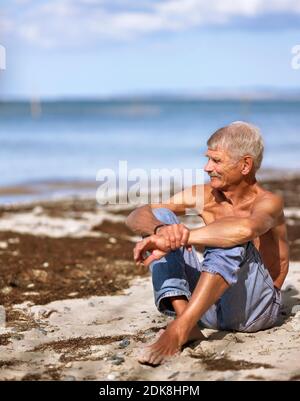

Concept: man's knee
[[201, 244, 247, 286], [152, 207, 180, 225]]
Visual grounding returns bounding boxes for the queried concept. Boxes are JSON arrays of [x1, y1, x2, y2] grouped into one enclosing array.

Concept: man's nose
[[204, 159, 214, 172]]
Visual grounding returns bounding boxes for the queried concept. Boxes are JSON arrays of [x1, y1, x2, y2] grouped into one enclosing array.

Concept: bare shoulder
[[253, 185, 284, 216]]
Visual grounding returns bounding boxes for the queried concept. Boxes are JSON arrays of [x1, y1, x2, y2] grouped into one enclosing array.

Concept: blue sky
[[0, 0, 300, 99]]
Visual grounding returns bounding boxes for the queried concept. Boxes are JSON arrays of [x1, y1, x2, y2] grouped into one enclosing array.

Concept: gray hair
[[207, 121, 264, 171]]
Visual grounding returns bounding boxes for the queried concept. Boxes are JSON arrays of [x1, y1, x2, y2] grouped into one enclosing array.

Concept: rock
[[108, 355, 125, 365], [32, 270, 48, 283], [88, 302, 95, 307], [118, 338, 130, 349], [42, 262, 49, 268], [0, 241, 8, 249], [11, 333, 24, 341], [109, 237, 117, 244], [68, 292, 79, 297], [37, 328, 48, 335], [0, 306, 6, 327], [27, 283, 35, 289], [291, 305, 300, 316], [1, 286, 12, 295]]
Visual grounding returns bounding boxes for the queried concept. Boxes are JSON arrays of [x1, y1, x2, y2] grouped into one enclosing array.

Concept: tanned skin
[[126, 147, 289, 366]]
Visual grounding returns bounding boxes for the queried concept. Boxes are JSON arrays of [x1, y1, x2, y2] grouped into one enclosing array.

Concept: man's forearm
[[188, 216, 253, 248], [125, 205, 162, 236]]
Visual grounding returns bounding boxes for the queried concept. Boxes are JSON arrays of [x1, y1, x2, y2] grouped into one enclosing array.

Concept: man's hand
[[133, 235, 171, 267], [156, 223, 191, 250]]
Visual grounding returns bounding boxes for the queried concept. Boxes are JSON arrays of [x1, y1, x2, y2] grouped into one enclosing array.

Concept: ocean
[[0, 98, 299, 202]]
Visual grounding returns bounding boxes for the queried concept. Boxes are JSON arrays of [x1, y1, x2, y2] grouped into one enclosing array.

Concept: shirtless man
[[126, 121, 289, 366]]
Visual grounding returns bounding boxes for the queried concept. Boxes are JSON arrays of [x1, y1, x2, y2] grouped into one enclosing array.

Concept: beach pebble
[[0, 241, 8, 249], [291, 305, 300, 315], [68, 292, 79, 297], [42, 262, 49, 268], [1, 286, 12, 295], [27, 283, 35, 289], [37, 328, 48, 336], [0, 306, 6, 327], [11, 333, 24, 341], [23, 291, 39, 296], [109, 237, 117, 244], [108, 355, 125, 365], [32, 270, 48, 282], [65, 362, 73, 368], [118, 338, 130, 349], [107, 373, 119, 380]]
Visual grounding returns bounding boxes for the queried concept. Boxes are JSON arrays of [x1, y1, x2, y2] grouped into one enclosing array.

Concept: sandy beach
[[0, 176, 300, 381]]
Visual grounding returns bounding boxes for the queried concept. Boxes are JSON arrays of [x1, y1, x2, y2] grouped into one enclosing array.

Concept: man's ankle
[[170, 295, 189, 316]]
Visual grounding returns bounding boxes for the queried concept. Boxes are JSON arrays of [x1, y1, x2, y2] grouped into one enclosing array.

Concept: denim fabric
[[150, 207, 281, 333]]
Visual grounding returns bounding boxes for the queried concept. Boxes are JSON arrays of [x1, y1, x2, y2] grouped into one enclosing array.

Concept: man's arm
[[125, 185, 201, 236], [125, 205, 163, 237], [188, 194, 284, 248]]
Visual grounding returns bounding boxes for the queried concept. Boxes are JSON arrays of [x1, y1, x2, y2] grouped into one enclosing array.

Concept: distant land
[[1, 88, 300, 102]]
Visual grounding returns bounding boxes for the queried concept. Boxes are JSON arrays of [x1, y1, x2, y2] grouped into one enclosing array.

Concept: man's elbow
[[243, 217, 271, 241], [125, 212, 134, 229], [241, 220, 257, 242]]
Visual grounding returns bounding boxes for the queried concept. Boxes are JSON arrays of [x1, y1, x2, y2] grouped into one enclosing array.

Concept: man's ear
[[241, 156, 254, 175]]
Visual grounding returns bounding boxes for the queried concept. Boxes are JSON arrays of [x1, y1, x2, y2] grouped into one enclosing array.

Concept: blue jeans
[[150, 208, 281, 333]]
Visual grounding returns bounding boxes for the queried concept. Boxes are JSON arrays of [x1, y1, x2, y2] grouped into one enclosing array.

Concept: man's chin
[[209, 177, 222, 188]]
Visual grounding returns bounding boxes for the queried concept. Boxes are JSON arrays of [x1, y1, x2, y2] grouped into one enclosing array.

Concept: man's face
[[204, 147, 242, 190]]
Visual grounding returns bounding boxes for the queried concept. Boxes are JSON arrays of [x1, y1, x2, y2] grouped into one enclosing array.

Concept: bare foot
[[155, 325, 204, 343], [186, 325, 206, 343], [138, 321, 204, 366], [138, 327, 181, 366]]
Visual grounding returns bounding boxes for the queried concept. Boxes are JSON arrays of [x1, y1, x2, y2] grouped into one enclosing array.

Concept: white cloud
[[1, 0, 300, 48]]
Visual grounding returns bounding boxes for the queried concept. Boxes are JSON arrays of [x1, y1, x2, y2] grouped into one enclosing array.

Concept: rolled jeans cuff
[[200, 265, 238, 286], [156, 289, 191, 317]]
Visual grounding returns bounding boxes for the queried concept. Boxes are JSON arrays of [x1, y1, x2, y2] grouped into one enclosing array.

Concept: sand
[[0, 177, 300, 381]]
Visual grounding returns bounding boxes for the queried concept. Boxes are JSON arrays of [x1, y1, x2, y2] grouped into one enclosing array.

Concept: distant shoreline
[[2, 91, 300, 103], [0, 168, 299, 205]]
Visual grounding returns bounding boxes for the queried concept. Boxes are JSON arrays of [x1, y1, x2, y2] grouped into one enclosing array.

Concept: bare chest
[[201, 200, 251, 225], [200, 199, 276, 268]]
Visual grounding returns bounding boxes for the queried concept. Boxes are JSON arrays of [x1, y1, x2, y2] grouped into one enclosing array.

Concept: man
[[126, 121, 289, 366]]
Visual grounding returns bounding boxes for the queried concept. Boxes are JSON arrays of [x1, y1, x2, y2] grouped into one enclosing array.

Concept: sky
[[0, 0, 300, 99]]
